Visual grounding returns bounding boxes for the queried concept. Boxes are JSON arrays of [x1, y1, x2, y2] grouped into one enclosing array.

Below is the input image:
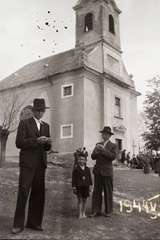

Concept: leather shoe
[[89, 213, 101, 218], [26, 225, 44, 231], [104, 213, 111, 217], [11, 227, 23, 234]]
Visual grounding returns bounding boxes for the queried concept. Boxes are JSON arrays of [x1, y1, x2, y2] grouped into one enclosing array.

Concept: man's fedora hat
[[30, 98, 50, 109], [99, 126, 114, 135]]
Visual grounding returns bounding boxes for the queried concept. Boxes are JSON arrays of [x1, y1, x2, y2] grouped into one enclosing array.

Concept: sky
[[0, 0, 160, 111]]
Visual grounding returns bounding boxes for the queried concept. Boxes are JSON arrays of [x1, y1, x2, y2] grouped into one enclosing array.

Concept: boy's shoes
[[79, 215, 87, 219], [26, 224, 44, 231], [11, 227, 23, 234], [89, 213, 101, 218]]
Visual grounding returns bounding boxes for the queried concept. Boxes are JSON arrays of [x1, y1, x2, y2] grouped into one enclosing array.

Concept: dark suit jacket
[[91, 141, 118, 177], [16, 117, 51, 168], [72, 165, 92, 188]]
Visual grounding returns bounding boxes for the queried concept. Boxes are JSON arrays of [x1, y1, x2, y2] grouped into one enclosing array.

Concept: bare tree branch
[[0, 84, 37, 133]]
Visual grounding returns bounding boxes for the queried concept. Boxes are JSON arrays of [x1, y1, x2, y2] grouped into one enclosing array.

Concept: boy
[[72, 153, 92, 219]]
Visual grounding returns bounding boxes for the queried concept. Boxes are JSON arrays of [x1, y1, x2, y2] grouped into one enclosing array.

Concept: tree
[[137, 111, 147, 152], [142, 76, 160, 151], [0, 86, 34, 168]]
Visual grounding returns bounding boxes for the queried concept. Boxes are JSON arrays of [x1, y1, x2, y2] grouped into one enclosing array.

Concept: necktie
[[39, 121, 43, 136]]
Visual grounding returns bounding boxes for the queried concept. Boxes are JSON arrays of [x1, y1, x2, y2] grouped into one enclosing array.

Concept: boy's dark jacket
[[72, 165, 92, 188]]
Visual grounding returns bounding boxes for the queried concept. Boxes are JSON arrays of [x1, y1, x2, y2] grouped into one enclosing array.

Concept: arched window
[[84, 13, 93, 32], [109, 14, 115, 34]]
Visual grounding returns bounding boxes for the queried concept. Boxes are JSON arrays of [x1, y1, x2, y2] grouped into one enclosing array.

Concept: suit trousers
[[92, 171, 113, 214], [13, 154, 45, 228]]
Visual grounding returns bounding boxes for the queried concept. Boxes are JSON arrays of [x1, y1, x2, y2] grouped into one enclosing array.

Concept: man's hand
[[37, 136, 51, 144], [73, 187, 77, 194], [46, 137, 52, 144], [96, 144, 104, 151]]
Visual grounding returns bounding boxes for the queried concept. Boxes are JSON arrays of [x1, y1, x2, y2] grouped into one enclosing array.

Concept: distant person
[[78, 148, 82, 153], [73, 148, 82, 168], [126, 152, 130, 165], [73, 149, 79, 168], [137, 153, 143, 169], [121, 149, 126, 164], [143, 155, 150, 174], [90, 126, 118, 218], [82, 147, 88, 159], [154, 151, 160, 176], [11, 99, 52, 234], [131, 154, 139, 169], [151, 150, 157, 170], [130, 154, 135, 169], [72, 153, 92, 219]]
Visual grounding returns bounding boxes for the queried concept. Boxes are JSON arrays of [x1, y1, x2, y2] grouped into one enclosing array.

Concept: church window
[[64, 86, 71, 96], [109, 14, 115, 34], [61, 83, 74, 98], [115, 97, 121, 117], [84, 13, 93, 32], [60, 124, 73, 139]]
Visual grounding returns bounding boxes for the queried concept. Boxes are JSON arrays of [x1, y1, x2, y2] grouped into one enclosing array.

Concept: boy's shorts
[[76, 187, 89, 199]]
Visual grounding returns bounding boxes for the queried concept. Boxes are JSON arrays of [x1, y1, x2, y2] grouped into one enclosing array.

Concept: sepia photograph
[[0, 0, 160, 239]]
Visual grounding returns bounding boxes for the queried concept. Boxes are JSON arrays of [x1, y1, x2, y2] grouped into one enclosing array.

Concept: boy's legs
[[82, 198, 87, 218], [77, 187, 89, 218], [78, 198, 83, 218]]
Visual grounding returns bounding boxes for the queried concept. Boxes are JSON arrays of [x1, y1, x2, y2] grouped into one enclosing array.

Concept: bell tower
[[73, 0, 122, 52]]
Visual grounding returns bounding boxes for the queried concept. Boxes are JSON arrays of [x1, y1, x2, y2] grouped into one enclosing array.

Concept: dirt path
[[0, 162, 160, 239]]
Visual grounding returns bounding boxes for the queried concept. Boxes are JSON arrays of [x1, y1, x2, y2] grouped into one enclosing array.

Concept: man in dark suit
[[11, 98, 52, 234], [90, 126, 117, 218]]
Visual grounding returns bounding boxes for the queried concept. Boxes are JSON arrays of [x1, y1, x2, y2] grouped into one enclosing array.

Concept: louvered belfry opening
[[109, 14, 115, 34], [84, 13, 93, 32]]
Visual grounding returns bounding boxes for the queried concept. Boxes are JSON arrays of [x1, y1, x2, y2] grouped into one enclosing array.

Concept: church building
[[0, 0, 140, 161]]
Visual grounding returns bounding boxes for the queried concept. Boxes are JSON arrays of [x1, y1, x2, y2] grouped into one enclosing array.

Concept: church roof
[[0, 49, 80, 91], [73, 0, 121, 14], [0, 45, 140, 94]]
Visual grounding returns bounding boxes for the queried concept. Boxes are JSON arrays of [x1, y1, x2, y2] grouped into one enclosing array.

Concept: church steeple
[[73, 0, 122, 52]]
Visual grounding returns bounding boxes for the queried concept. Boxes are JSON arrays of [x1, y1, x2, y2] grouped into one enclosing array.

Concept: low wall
[[48, 152, 95, 168], [5, 153, 117, 168], [48, 152, 74, 168]]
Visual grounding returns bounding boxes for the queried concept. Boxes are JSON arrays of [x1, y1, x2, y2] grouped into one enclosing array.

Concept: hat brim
[[99, 131, 114, 135], [29, 106, 50, 109]]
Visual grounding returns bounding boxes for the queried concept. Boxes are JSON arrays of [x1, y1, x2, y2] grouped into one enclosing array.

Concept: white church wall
[[50, 71, 85, 153], [83, 72, 101, 156]]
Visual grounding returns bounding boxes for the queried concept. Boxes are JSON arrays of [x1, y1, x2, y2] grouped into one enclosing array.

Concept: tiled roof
[[73, 0, 121, 14], [73, 0, 82, 9], [0, 49, 80, 91]]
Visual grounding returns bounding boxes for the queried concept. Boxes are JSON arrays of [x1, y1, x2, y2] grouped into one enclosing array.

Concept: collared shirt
[[33, 116, 43, 131], [80, 165, 85, 170], [103, 140, 109, 148]]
